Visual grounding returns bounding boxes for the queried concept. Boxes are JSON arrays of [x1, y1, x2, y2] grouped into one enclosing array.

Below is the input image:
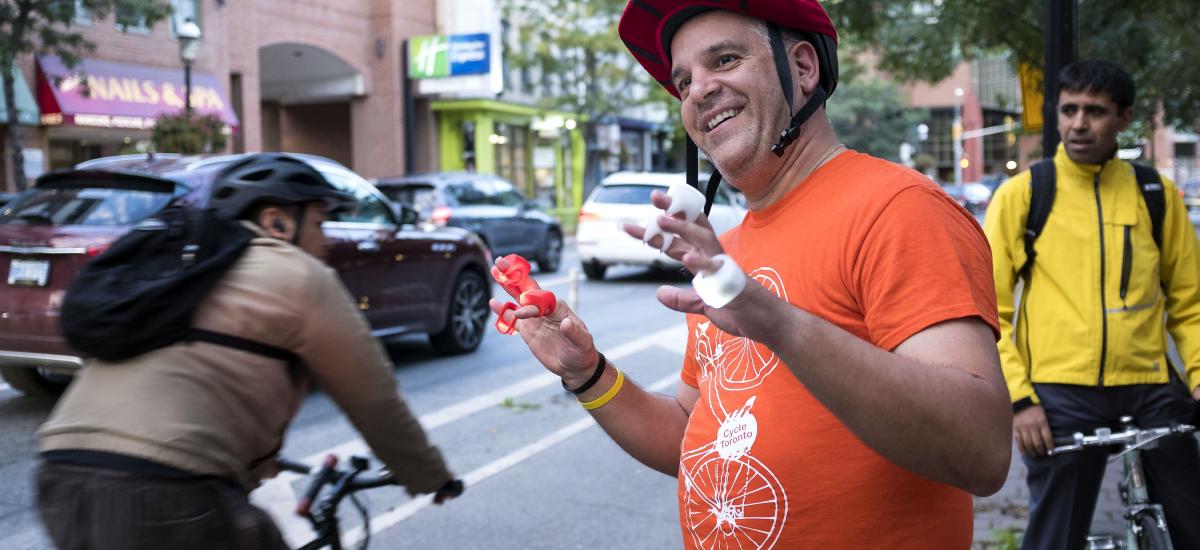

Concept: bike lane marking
[[341, 371, 682, 547], [254, 323, 687, 545]]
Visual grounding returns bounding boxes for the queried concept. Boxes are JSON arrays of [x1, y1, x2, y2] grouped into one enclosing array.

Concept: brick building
[[2, 0, 441, 191]]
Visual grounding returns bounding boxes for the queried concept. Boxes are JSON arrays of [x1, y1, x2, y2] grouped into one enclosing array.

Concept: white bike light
[[692, 254, 746, 308], [643, 182, 706, 252]]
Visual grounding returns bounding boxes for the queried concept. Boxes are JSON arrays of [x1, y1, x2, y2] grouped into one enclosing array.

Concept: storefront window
[[493, 122, 528, 192], [620, 127, 645, 171]]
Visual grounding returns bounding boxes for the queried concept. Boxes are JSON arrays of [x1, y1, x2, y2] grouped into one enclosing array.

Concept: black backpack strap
[[1021, 159, 1057, 280], [1131, 163, 1165, 250], [187, 328, 303, 384]]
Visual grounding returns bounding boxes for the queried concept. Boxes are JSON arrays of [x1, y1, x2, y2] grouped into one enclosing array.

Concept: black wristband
[[1012, 396, 1036, 414], [563, 352, 607, 394]]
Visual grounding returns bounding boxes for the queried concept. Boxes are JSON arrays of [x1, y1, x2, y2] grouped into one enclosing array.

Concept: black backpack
[[61, 205, 298, 364], [1019, 159, 1166, 281]]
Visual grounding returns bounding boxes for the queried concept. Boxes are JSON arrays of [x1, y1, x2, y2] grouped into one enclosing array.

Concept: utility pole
[[1043, 0, 1077, 158]]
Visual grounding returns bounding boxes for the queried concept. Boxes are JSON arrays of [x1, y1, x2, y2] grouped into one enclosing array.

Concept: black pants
[[1020, 380, 1200, 550], [37, 460, 289, 550]]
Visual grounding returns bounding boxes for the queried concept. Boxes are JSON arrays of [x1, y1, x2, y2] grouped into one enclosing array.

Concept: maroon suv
[[0, 153, 493, 397]]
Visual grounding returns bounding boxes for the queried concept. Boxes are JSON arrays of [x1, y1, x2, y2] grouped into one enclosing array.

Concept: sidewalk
[[973, 443, 1126, 548]]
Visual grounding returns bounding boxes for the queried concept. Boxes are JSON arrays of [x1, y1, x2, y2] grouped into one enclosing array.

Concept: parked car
[[0, 192, 16, 209], [575, 172, 748, 280], [0, 153, 493, 397], [372, 173, 563, 273], [941, 182, 992, 216]]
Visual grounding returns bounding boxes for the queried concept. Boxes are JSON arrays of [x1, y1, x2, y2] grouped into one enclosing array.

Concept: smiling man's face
[[670, 10, 791, 186], [1057, 88, 1132, 165]]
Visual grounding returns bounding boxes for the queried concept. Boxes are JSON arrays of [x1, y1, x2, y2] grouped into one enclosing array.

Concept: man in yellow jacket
[[985, 59, 1200, 549]]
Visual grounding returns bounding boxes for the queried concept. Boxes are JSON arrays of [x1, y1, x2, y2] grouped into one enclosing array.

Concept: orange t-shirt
[[677, 151, 999, 549]]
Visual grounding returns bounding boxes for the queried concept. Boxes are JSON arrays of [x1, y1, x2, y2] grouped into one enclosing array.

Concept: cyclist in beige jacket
[[36, 154, 461, 550]]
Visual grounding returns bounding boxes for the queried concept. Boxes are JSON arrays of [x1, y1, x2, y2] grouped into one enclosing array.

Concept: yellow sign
[[1019, 63, 1044, 134]]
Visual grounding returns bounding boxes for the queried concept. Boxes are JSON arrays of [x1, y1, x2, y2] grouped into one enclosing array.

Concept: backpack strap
[[1020, 159, 1057, 280], [187, 328, 303, 383], [1131, 162, 1165, 250]]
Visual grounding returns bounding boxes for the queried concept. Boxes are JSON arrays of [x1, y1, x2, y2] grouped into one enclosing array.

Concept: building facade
[[3, 0, 441, 192]]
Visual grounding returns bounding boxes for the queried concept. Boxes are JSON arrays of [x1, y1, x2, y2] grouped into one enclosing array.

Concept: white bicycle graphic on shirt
[[682, 267, 791, 549], [679, 397, 788, 549]]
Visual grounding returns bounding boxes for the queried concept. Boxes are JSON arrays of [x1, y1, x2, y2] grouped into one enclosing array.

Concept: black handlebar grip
[[296, 454, 339, 517], [276, 458, 312, 475], [439, 478, 464, 499]]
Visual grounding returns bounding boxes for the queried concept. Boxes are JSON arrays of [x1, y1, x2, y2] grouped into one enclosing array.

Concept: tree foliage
[[500, 0, 650, 121], [151, 112, 226, 154], [825, 0, 1200, 132], [826, 57, 924, 162], [0, 0, 170, 190]]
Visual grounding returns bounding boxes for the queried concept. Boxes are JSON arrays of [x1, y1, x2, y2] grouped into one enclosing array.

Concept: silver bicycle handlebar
[[1048, 423, 1197, 457]]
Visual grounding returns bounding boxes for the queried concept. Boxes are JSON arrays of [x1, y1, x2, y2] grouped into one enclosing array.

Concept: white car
[[575, 172, 748, 280]]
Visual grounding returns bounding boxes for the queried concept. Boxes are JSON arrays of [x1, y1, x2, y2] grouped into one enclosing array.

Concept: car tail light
[[86, 244, 110, 256], [578, 209, 601, 222], [431, 206, 452, 226]]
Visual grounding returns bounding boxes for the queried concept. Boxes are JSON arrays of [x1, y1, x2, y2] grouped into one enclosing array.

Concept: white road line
[[294, 323, 687, 465], [256, 323, 686, 545], [341, 372, 682, 547]]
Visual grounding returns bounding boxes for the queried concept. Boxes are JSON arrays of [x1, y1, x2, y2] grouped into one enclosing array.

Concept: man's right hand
[[433, 478, 464, 504], [487, 255, 599, 387], [1014, 405, 1055, 457]]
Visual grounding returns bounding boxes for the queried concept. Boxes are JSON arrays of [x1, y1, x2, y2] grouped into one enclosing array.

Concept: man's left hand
[[622, 190, 766, 338], [1193, 385, 1199, 401]]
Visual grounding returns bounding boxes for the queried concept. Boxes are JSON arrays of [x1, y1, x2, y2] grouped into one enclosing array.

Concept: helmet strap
[[766, 23, 829, 157], [684, 136, 725, 217], [768, 24, 795, 115], [770, 85, 827, 157]]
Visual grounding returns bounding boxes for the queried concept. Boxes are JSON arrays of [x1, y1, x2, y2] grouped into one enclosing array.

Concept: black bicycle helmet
[[208, 153, 352, 220]]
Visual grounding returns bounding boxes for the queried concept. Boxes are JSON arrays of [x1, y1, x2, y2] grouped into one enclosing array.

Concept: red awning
[[36, 55, 239, 130]]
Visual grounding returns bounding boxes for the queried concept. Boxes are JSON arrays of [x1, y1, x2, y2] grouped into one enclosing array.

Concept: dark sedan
[[373, 172, 563, 273], [0, 153, 493, 397]]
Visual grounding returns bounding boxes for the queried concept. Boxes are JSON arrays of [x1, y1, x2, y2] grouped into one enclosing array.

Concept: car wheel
[[582, 260, 607, 281], [430, 270, 490, 355], [538, 230, 562, 273], [0, 365, 72, 398]]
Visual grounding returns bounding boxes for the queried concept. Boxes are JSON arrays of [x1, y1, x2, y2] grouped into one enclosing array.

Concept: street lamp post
[[177, 18, 202, 116], [953, 87, 965, 186]]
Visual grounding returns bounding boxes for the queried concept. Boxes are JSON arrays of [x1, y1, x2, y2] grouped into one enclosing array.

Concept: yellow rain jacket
[[985, 145, 1200, 406]]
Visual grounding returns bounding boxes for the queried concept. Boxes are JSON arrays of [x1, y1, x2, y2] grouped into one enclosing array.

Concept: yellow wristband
[[580, 368, 624, 410]]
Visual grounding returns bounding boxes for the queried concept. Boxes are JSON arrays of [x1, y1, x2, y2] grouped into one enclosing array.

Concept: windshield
[[0, 187, 173, 226], [383, 185, 439, 214], [591, 184, 661, 204]]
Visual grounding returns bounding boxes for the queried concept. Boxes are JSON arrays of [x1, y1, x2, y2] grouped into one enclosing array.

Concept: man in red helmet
[[491, 1, 1011, 546]]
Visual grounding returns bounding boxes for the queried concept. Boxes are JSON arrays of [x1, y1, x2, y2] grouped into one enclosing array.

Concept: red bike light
[[492, 254, 535, 296], [519, 289, 556, 317], [495, 302, 519, 335]]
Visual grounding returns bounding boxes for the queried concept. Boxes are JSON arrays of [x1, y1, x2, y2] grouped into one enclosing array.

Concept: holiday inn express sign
[[408, 33, 491, 79]]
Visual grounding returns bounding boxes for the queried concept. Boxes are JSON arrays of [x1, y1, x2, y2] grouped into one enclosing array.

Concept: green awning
[[0, 67, 40, 126]]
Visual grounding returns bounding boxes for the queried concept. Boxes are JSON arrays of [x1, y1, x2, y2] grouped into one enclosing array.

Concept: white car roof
[[599, 171, 690, 186]]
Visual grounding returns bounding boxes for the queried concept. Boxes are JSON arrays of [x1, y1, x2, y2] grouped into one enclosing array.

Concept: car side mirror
[[395, 204, 420, 226]]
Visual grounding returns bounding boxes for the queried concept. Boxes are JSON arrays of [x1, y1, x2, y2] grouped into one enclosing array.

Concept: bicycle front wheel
[[1134, 512, 1171, 550]]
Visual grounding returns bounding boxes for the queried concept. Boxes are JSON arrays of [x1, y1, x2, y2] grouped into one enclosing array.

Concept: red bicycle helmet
[[618, 1, 842, 211], [618, 0, 839, 100]]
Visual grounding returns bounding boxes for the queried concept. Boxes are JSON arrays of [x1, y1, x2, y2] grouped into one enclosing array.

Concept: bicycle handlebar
[[1048, 423, 1196, 456], [278, 454, 399, 518]]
